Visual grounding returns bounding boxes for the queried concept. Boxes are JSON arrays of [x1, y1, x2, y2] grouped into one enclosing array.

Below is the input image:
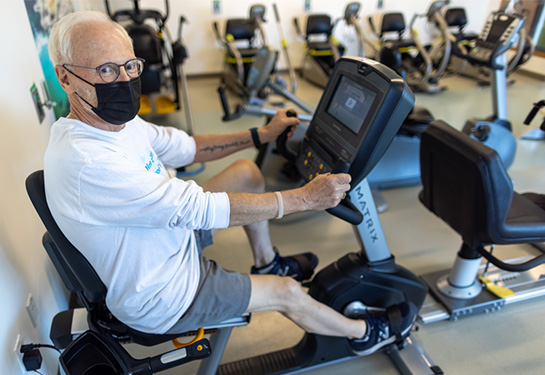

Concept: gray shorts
[[165, 231, 252, 334]]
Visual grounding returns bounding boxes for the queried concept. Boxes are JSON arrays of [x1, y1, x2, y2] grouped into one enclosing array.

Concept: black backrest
[[306, 14, 333, 36], [381, 12, 406, 35], [419, 121, 513, 248], [126, 24, 162, 64], [445, 8, 468, 28], [225, 18, 257, 41], [25, 170, 107, 308]]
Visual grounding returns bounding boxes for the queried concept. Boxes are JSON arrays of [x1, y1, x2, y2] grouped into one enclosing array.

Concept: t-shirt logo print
[[143, 149, 163, 174]]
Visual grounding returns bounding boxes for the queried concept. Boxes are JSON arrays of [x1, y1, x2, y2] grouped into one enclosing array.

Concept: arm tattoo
[[199, 139, 251, 154]]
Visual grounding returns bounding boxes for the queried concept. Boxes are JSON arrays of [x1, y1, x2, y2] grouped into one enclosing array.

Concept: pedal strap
[[386, 304, 403, 337], [290, 253, 314, 280]]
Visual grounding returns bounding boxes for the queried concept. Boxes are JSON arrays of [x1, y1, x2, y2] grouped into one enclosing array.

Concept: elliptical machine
[[293, 13, 345, 88], [370, 1, 453, 94], [214, 4, 312, 118], [336, 2, 379, 58], [196, 57, 439, 375], [104, 0, 194, 130], [213, 4, 271, 97], [430, 7, 479, 77]]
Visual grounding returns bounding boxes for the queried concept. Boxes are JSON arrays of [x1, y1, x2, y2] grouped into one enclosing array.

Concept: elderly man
[[44, 10, 416, 356]]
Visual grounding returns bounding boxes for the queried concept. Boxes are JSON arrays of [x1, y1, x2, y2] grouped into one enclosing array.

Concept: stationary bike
[[455, 1, 527, 169], [196, 57, 439, 375], [453, 0, 534, 87]]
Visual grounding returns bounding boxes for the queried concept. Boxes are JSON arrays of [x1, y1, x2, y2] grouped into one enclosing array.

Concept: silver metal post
[[491, 54, 508, 121], [350, 178, 392, 262]]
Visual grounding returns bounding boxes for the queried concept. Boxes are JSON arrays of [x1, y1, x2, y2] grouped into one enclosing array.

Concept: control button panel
[[296, 144, 333, 181]]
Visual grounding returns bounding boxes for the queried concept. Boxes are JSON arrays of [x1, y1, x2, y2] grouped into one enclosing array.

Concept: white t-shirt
[[44, 116, 230, 334]]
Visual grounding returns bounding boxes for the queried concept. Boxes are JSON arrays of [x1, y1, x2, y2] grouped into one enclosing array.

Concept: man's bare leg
[[201, 159, 275, 267], [247, 274, 367, 339]]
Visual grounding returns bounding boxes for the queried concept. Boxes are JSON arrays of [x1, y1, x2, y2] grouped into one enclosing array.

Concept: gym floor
[[128, 70, 545, 375]]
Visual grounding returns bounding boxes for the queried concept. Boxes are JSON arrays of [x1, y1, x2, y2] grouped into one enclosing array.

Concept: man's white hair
[[48, 10, 132, 66]]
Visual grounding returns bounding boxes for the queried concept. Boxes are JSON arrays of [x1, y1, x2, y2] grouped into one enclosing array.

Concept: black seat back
[[126, 24, 162, 64], [26, 170, 107, 308], [445, 7, 468, 28], [306, 14, 333, 37], [125, 24, 163, 95], [225, 18, 257, 41], [419, 121, 513, 248], [380, 12, 406, 38]]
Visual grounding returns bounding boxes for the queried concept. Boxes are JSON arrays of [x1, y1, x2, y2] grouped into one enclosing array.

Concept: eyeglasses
[[62, 58, 145, 83]]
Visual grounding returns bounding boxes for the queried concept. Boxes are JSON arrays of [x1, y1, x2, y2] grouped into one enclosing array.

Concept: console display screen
[[326, 75, 377, 134]]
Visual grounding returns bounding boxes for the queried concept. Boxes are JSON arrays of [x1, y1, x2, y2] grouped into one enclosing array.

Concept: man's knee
[[248, 275, 307, 313], [232, 159, 265, 193], [273, 277, 308, 310]]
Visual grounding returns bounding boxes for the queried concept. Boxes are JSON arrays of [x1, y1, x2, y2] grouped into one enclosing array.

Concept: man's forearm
[[227, 190, 307, 227], [193, 130, 264, 162]]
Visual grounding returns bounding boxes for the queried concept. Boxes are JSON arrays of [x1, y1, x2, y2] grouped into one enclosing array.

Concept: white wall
[[0, 1, 503, 374], [0, 1, 68, 374]]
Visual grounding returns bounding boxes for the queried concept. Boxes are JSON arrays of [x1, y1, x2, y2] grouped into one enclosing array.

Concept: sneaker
[[251, 248, 318, 281], [349, 301, 418, 356]]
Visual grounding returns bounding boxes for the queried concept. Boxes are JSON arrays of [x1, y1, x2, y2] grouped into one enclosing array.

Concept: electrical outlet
[[26, 294, 38, 329]]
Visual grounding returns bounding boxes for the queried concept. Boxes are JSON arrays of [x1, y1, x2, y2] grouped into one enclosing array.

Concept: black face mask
[[75, 77, 141, 125]]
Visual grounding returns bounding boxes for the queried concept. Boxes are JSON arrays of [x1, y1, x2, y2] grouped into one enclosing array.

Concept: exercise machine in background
[[213, 4, 309, 116], [450, 0, 534, 86], [104, 0, 195, 134], [336, 2, 379, 59], [293, 12, 345, 88], [370, 0, 453, 94], [456, 0, 527, 169], [213, 4, 271, 97], [407, 0, 454, 93], [431, 6, 479, 77], [272, 3, 298, 95]]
